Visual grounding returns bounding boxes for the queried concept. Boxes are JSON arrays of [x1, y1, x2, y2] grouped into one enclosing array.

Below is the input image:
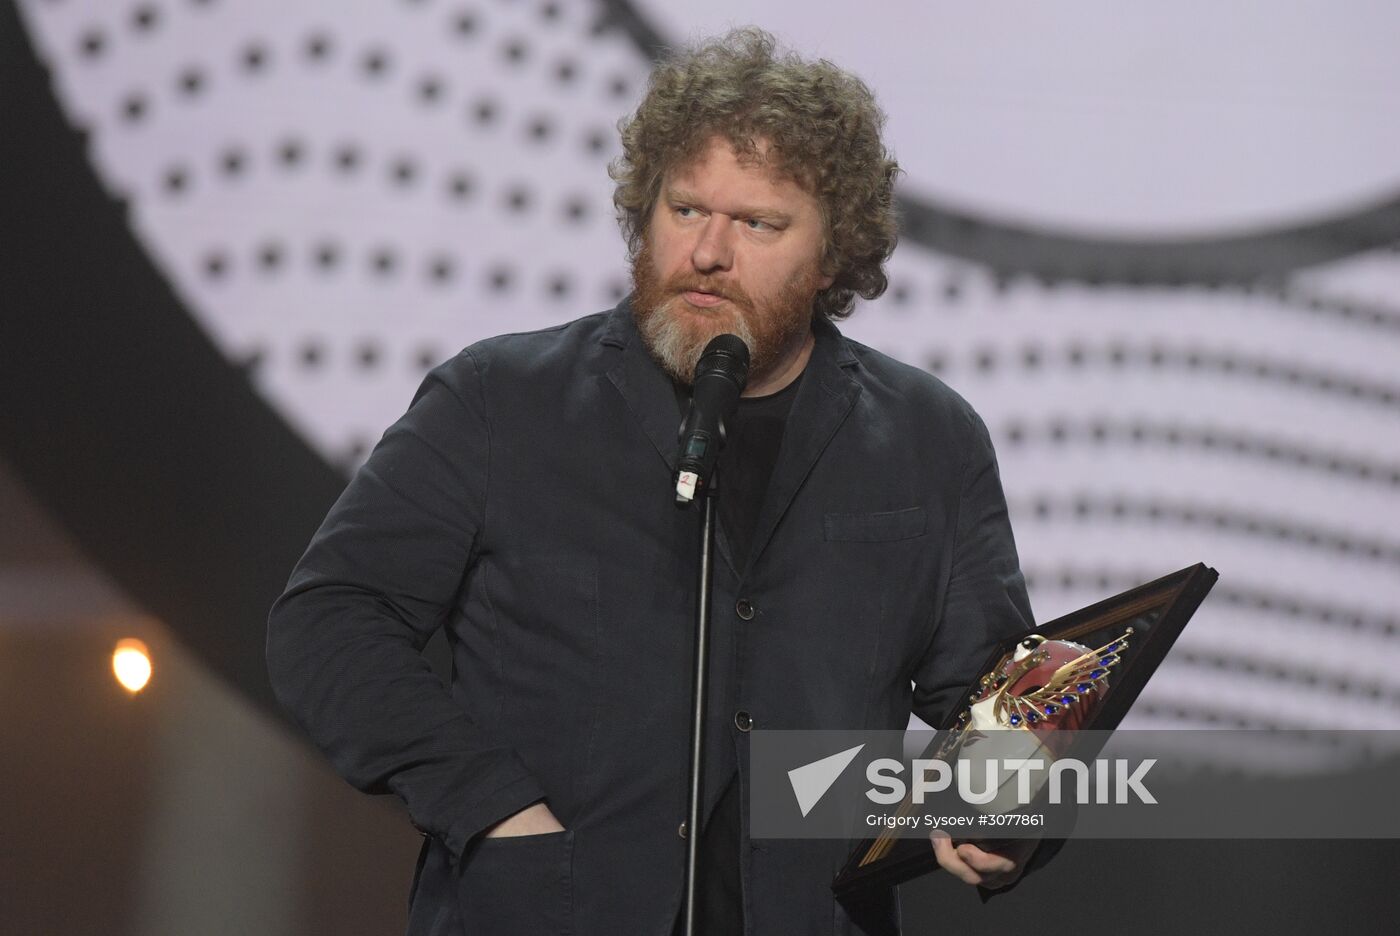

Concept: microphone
[[674, 334, 750, 505]]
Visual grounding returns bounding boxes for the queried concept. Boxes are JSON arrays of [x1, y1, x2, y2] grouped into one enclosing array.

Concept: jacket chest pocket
[[812, 505, 937, 697], [823, 505, 926, 542]]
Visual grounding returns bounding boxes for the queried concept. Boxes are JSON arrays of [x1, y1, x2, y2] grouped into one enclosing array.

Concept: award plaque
[[832, 562, 1218, 896]]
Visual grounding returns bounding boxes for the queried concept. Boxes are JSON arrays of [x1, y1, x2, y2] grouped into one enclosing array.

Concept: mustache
[[665, 276, 751, 307]]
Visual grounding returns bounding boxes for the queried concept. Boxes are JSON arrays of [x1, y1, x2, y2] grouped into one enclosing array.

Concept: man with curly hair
[[268, 27, 1042, 936]]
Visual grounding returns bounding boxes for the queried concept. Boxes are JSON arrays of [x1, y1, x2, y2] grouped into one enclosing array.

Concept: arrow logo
[[787, 744, 866, 817]]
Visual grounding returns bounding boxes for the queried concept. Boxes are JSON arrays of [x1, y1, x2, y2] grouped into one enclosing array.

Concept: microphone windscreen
[[694, 334, 750, 389]]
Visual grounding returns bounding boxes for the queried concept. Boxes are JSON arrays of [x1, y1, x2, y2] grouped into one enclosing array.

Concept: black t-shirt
[[670, 372, 803, 935]]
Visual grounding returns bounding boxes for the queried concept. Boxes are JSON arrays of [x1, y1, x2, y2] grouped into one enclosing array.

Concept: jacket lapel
[[741, 316, 862, 580], [602, 300, 681, 473]]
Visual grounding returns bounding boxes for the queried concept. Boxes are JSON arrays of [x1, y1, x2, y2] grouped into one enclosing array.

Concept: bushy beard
[[630, 240, 824, 386]]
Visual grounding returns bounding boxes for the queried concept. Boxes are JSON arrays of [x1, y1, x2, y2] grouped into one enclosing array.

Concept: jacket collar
[[603, 297, 863, 579]]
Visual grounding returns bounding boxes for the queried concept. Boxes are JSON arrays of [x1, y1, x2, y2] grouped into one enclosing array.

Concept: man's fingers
[[957, 843, 1016, 875], [930, 830, 1024, 889], [929, 830, 984, 886]]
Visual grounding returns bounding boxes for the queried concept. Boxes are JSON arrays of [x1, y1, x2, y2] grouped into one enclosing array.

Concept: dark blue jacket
[[266, 300, 1035, 934]]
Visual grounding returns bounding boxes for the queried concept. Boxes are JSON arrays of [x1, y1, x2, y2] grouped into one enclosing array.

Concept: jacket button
[[678, 821, 688, 839], [735, 598, 755, 620], [734, 710, 753, 732]]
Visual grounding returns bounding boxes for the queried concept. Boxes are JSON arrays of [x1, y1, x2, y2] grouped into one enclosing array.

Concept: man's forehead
[[663, 136, 816, 202]]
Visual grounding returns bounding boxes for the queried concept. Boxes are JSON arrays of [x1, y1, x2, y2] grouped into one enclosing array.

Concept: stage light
[[112, 638, 152, 693]]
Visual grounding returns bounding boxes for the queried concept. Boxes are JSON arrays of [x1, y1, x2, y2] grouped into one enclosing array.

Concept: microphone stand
[[679, 475, 718, 936], [672, 332, 747, 934]]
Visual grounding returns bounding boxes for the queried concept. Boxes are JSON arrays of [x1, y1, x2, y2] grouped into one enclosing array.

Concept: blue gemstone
[[1077, 683, 1092, 693], [1090, 669, 1105, 679], [1008, 714, 1022, 726], [1044, 704, 1058, 715], [1026, 711, 1039, 723], [1103, 642, 1120, 653], [1062, 695, 1075, 704]]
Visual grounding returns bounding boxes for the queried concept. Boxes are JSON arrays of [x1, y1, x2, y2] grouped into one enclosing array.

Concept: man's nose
[[690, 215, 734, 274]]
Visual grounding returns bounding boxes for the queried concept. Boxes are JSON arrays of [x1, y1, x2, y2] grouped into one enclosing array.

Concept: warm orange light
[[112, 638, 152, 693]]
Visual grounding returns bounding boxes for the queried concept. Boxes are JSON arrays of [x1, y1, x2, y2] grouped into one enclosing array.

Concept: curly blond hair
[[611, 28, 901, 321]]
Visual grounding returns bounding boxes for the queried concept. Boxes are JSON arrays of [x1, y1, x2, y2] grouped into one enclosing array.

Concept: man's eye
[[676, 206, 698, 218], [745, 219, 774, 232]]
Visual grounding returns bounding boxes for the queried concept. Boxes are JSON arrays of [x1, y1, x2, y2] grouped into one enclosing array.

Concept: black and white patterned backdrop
[[9, 0, 1400, 749]]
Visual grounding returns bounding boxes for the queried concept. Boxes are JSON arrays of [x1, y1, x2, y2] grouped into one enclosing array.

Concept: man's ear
[[817, 240, 838, 291]]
